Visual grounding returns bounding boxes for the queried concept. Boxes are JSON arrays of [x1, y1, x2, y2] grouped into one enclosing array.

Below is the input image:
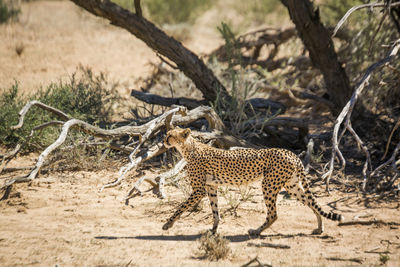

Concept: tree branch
[[69, 0, 230, 103], [280, 0, 352, 114]]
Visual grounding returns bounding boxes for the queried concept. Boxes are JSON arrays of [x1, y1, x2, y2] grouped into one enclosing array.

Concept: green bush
[[112, 0, 211, 25], [320, 0, 364, 26], [0, 0, 20, 23], [0, 67, 118, 151], [235, 0, 284, 26], [145, 0, 211, 25], [0, 83, 24, 147]]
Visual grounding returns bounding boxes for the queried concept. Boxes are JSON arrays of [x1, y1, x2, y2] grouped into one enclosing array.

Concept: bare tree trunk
[[280, 0, 352, 114], [69, 0, 230, 103]]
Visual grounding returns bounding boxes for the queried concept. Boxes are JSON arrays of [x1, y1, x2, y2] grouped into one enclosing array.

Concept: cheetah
[[162, 128, 343, 236]]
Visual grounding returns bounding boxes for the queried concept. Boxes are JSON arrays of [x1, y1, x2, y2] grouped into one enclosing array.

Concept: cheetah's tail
[[300, 172, 344, 222], [318, 207, 344, 222]]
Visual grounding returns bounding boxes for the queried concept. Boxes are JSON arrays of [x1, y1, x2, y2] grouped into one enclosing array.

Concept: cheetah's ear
[[182, 128, 191, 139]]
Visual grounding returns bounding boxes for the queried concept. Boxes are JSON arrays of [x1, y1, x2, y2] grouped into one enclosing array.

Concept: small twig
[[364, 246, 381, 253], [156, 54, 179, 70], [346, 122, 372, 191], [294, 90, 335, 109], [1, 166, 34, 174], [364, 241, 394, 254], [0, 185, 13, 200], [247, 242, 290, 249], [382, 118, 400, 160], [364, 250, 391, 254], [370, 140, 400, 177], [134, 0, 142, 17], [240, 256, 272, 267], [326, 257, 363, 264], [304, 138, 314, 172], [339, 220, 400, 227], [385, 173, 399, 190], [1, 166, 68, 175], [0, 144, 21, 173], [332, 2, 400, 37]]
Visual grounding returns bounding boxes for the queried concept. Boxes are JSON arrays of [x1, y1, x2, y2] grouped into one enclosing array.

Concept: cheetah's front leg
[[162, 187, 206, 231]]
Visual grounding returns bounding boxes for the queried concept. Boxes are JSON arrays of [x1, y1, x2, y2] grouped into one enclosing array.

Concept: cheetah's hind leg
[[248, 176, 280, 237], [206, 185, 219, 234], [285, 172, 324, 234]]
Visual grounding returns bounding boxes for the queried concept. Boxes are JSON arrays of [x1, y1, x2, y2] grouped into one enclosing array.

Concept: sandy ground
[[0, 0, 162, 97], [1, 165, 399, 266], [0, 0, 225, 96], [1, 1, 400, 266]]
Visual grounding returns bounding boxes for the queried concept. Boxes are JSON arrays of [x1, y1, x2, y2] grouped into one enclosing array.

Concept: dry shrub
[[198, 231, 230, 261]]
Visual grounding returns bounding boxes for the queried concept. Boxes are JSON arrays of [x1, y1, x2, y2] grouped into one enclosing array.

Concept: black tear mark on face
[[165, 134, 171, 147]]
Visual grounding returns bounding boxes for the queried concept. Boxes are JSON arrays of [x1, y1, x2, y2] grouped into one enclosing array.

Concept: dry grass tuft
[[198, 231, 230, 261], [15, 42, 24, 56]]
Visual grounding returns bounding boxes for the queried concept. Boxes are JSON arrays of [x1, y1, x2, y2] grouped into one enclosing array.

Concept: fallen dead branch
[[131, 89, 207, 110], [131, 89, 286, 116], [247, 242, 291, 249], [322, 39, 400, 192]]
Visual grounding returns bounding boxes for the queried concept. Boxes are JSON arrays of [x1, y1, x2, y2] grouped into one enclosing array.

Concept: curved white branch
[[11, 100, 71, 130], [322, 39, 400, 192], [332, 2, 400, 38]]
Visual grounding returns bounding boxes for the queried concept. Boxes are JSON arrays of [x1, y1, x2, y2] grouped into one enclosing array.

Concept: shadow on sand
[[95, 232, 323, 243]]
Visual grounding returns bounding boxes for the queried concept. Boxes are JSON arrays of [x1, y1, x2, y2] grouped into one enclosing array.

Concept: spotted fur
[[163, 128, 343, 236]]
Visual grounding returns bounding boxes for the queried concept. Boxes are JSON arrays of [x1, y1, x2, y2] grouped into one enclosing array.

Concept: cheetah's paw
[[311, 228, 323, 235]]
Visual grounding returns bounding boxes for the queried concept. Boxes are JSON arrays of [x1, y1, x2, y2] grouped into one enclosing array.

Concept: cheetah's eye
[[182, 129, 190, 139]]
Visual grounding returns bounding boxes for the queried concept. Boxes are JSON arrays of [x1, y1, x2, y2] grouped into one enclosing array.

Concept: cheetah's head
[[164, 128, 191, 149]]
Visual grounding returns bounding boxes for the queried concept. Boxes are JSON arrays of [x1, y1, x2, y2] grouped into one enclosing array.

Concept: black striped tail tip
[[327, 212, 344, 221]]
